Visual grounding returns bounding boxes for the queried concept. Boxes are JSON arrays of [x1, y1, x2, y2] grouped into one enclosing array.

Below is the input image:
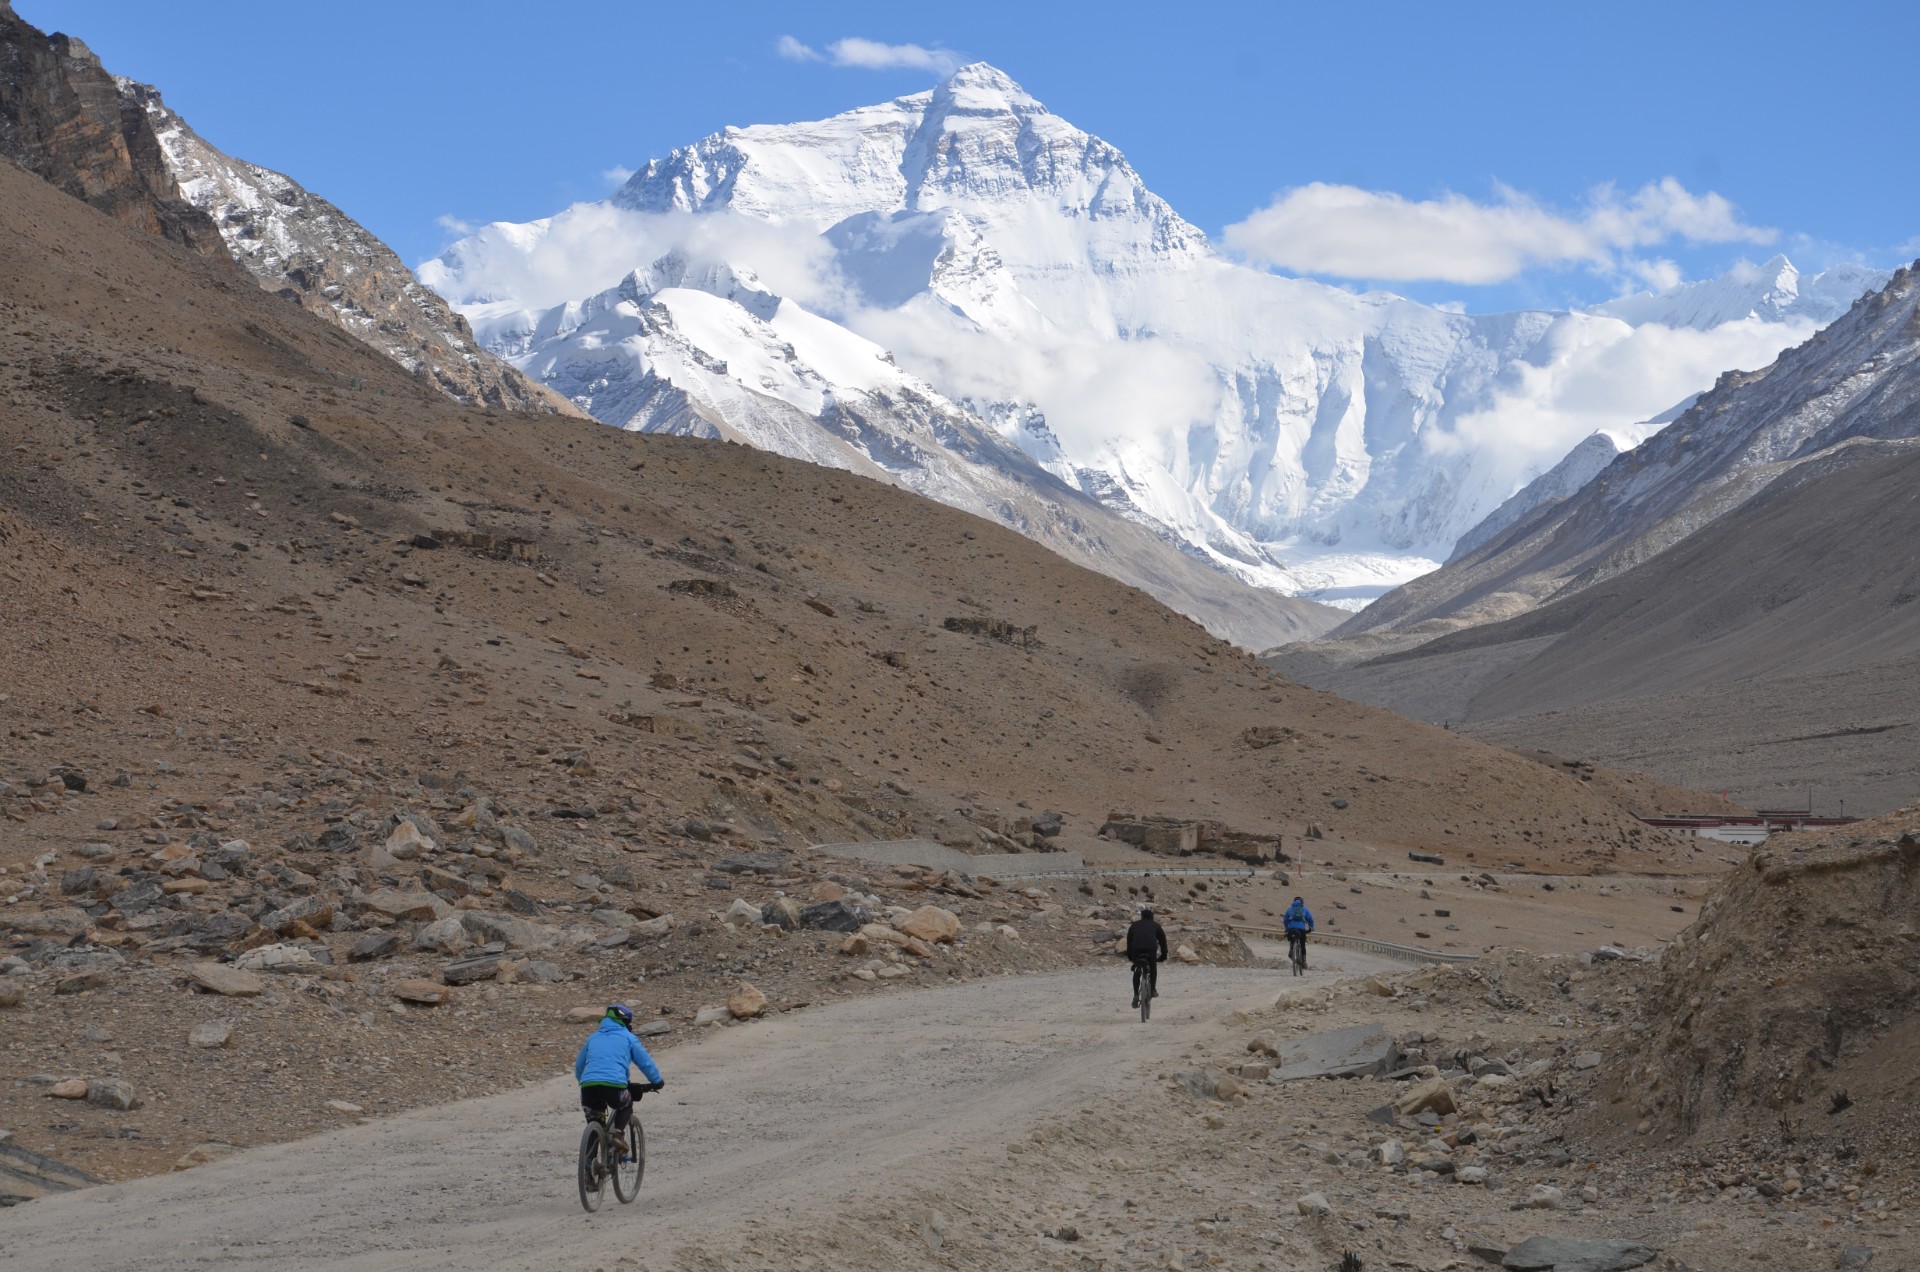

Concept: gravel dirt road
[[0, 952, 1404, 1271]]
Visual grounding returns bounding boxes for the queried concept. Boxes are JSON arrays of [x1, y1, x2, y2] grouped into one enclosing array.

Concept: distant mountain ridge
[[1334, 262, 1920, 640], [428, 63, 1884, 619], [1269, 262, 1920, 811]]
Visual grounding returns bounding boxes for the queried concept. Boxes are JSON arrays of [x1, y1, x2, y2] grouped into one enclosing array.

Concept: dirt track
[[0, 953, 1404, 1271]]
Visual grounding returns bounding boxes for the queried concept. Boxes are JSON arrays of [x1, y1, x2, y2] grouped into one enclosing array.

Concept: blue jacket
[[574, 1017, 663, 1087], [1283, 900, 1314, 933]]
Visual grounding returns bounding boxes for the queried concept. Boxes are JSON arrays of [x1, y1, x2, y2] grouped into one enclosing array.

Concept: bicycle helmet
[[1139, 907, 1155, 920], [606, 1003, 634, 1027]]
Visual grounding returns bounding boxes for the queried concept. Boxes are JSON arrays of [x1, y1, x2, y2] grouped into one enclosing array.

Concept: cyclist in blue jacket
[[1283, 896, 1315, 970], [574, 1004, 663, 1151]]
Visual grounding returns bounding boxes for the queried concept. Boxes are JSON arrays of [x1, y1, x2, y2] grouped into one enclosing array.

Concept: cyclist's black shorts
[[580, 1084, 633, 1129]]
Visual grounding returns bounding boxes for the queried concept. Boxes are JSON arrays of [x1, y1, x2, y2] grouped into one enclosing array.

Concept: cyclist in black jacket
[[1126, 907, 1169, 1008]]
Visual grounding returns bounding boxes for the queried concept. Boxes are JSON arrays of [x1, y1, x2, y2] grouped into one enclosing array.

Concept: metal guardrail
[[1228, 923, 1480, 965]]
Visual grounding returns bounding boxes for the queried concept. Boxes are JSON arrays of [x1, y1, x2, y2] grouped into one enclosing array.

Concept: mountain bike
[[578, 1081, 661, 1212], [1130, 955, 1160, 1022], [1287, 930, 1308, 977]]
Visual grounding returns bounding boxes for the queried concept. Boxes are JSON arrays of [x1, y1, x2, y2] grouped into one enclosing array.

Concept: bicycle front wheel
[[578, 1122, 606, 1212], [613, 1118, 646, 1203]]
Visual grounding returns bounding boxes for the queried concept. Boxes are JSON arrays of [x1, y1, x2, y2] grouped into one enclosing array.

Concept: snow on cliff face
[[423, 64, 1879, 608]]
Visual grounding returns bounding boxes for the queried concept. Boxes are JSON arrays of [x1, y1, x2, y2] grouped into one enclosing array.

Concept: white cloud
[[777, 34, 962, 76], [435, 214, 475, 237], [419, 204, 849, 315], [601, 165, 635, 186], [1425, 314, 1820, 481], [1224, 179, 1776, 285], [775, 35, 823, 63]]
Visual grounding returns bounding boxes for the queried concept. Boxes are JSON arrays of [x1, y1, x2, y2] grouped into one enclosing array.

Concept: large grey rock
[[1271, 1023, 1402, 1081], [414, 915, 471, 955], [715, 852, 787, 875], [799, 899, 870, 933], [188, 1019, 233, 1049], [348, 931, 402, 961], [1502, 1236, 1658, 1271], [441, 954, 503, 985], [85, 1078, 137, 1111]]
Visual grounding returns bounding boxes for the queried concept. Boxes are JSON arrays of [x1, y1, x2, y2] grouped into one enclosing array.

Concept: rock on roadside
[[189, 963, 265, 997]]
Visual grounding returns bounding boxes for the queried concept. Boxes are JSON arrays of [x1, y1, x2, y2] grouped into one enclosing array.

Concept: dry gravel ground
[[7, 945, 1910, 1272], [0, 959, 1393, 1271]]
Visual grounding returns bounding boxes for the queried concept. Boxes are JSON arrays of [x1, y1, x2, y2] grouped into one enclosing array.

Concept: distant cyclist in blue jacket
[[574, 1004, 664, 1152], [1283, 896, 1315, 970]]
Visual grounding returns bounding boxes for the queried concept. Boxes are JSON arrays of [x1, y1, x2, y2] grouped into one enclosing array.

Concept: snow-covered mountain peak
[[1591, 254, 1888, 330], [433, 74, 1890, 622]]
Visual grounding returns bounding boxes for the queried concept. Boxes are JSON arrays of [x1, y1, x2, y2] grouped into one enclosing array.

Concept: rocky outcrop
[[0, 1, 573, 415], [0, 2, 222, 254], [123, 80, 579, 415]]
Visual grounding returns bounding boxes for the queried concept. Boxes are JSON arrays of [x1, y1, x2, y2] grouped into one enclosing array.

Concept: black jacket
[[1125, 917, 1168, 961]]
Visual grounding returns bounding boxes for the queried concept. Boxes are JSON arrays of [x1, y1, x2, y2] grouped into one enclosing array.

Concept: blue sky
[[22, 0, 1919, 312]]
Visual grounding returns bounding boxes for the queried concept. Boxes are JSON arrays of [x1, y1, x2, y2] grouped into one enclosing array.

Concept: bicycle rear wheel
[[578, 1121, 606, 1212], [613, 1117, 646, 1203], [1138, 963, 1152, 1023], [1289, 935, 1305, 976]]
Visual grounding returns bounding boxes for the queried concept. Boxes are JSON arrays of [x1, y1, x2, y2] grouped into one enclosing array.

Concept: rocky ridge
[[0, 2, 571, 415]]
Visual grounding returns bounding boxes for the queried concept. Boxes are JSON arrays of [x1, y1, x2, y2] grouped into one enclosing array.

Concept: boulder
[[760, 897, 803, 931], [714, 852, 787, 875], [348, 931, 402, 962], [55, 968, 117, 995], [1501, 1236, 1657, 1271], [363, 888, 440, 921], [183, 912, 254, 953], [12, 908, 90, 938], [188, 1019, 234, 1049], [47, 1079, 88, 1100], [263, 896, 333, 936], [565, 1006, 606, 1022], [235, 943, 318, 973], [384, 821, 434, 860], [722, 898, 762, 929], [726, 982, 769, 1019], [799, 899, 870, 933], [1296, 1191, 1333, 1218], [0, 982, 23, 1009], [840, 933, 870, 956], [500, 824, 537, 855], [629, 914, 677, 941], [633, 1019, 671, 1038], [898, 905, 960, 944], [1395, 1076, 1458, 1117], [1524, 1185, 1566, 1210], [693, 1005, 731, 1026], [414, 915, 471, 955], [393, 979, 451, 1005], [1372, 1138, 1406, 1166], [1273, 1023, 1403, 1082], [1174, 943, 1200, 964], [189, 962, 265, 997], [442, 954, 503, 986], [859, 922, 911, 948], [1174, 1068, 1247, 1101], [86, 1078, 136, 1111]]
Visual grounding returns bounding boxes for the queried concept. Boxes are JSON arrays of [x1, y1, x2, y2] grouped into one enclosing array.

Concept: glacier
[[422, 64, 1885, 612]]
